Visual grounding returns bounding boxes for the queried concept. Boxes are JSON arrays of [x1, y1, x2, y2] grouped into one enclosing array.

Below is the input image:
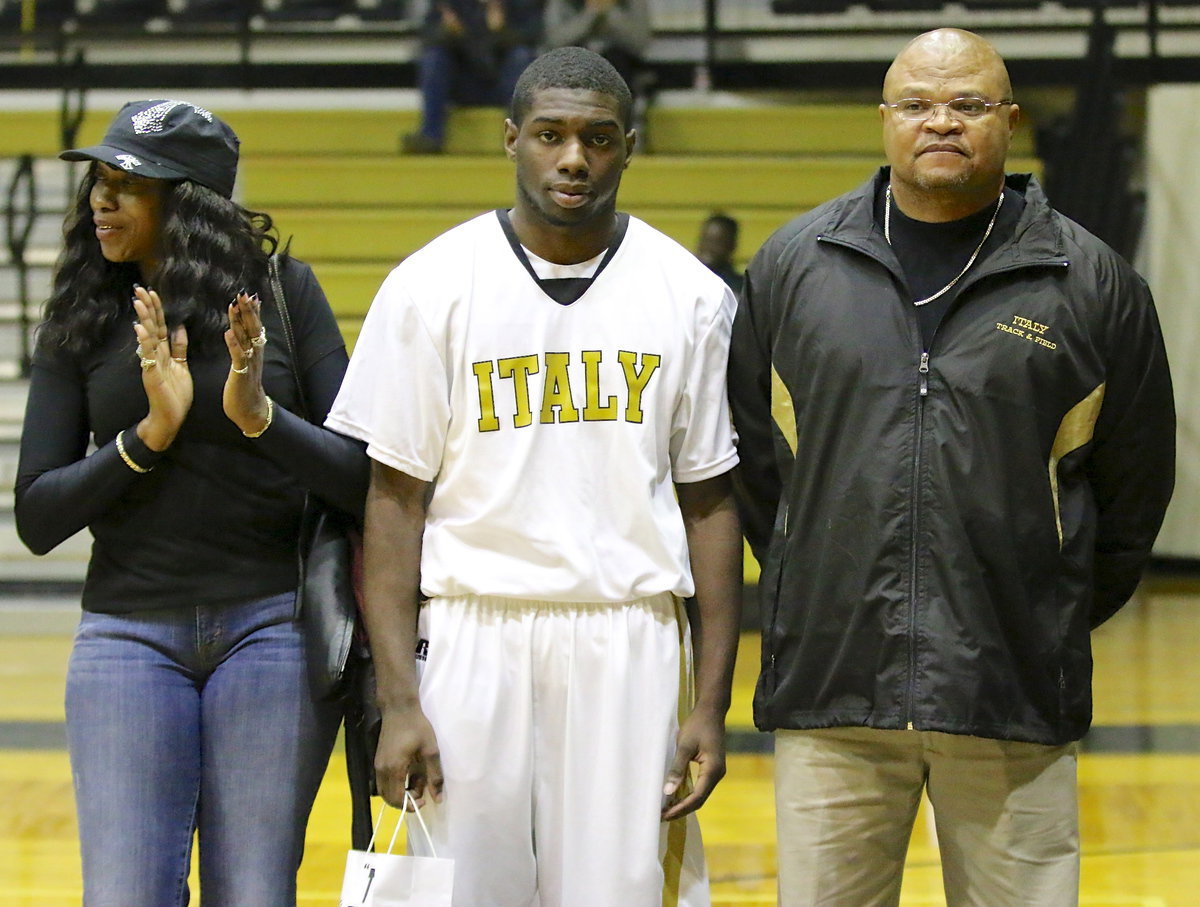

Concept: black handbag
[[297, 505, 360, 700], [269, 256, 359, 701], [270, 256, 380, 849]]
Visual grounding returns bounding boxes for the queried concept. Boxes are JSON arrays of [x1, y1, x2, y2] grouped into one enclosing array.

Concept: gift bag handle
[[366, 790, 439, 859]]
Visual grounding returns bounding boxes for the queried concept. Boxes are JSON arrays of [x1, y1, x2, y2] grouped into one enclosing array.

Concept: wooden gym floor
[[1, 575, 1197, 905]]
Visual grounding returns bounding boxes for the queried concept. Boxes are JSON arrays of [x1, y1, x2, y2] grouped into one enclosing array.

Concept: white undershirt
[[521, 246, 605, 280]]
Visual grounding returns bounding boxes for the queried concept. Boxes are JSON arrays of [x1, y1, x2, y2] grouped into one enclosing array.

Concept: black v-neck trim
[[495, 209, 629, 306]]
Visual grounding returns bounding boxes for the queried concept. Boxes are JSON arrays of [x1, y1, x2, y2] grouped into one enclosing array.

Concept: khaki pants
[[775, 727, 1080, 907]]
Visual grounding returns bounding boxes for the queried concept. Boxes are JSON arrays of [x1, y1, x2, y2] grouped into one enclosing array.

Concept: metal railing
[[1, 78, 85, 379], [1038, 8, 1146, 259], [2, 1, 1199, 92], [4, 155, 37, 378]]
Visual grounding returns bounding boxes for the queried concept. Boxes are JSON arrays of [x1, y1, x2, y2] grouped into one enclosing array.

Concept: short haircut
[[705, 212, 740, 239], [510, 46, 633, 129]]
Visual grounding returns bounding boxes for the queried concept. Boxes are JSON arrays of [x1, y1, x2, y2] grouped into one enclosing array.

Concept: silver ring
[[232, 363, 250, 375], [172, 357, 188, 363], [139, 357, 157, 370], [243, 346, 254, 360], [250, 327, 267, 347]]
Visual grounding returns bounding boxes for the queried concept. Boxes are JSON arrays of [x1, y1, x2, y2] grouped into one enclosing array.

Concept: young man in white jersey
[[326, 47, 742, 906]]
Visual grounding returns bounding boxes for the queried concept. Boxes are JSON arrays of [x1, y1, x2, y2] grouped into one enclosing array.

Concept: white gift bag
[[339, 791, 454, 907]]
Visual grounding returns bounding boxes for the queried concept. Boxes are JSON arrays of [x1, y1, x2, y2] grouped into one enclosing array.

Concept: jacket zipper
[[814, 233, 1069, 732], [816, 232, 931, 731], [906, 352, 929, 730]]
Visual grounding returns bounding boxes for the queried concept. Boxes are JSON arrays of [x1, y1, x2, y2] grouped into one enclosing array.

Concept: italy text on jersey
[[471, 350, 661, 431]]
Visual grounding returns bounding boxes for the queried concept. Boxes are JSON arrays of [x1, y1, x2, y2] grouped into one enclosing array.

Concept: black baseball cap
[[61, 99, 240, 198]]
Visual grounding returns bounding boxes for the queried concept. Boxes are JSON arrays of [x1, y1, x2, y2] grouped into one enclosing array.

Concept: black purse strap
[[271, 256, 378, 850], [268, 254, 311, 423], [269, 254, 319, 622]]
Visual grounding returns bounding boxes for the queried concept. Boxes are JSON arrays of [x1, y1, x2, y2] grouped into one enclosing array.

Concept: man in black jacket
[[728, 28, 1175, 906]]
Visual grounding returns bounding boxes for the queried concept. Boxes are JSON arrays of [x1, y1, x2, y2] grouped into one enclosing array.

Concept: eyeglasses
[[884, 97, 1014, 121]]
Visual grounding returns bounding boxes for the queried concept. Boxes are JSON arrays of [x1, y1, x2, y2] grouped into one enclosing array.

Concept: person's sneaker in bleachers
[[400, 132, 443, 155]]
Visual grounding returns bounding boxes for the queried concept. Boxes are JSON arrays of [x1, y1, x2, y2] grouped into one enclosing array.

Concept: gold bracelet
[[116, 430, 151, 474], [243, 397, 274, 438]]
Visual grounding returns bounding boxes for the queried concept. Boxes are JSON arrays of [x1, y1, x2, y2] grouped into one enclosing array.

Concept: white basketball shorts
[[408, 592, 711, 907]]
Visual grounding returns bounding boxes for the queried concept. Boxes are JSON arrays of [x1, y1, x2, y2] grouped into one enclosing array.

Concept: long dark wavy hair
[[39, 165, 281, 356]]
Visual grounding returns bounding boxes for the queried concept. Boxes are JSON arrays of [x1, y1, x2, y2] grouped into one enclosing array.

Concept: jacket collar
[[821, 167, 1068, 267]]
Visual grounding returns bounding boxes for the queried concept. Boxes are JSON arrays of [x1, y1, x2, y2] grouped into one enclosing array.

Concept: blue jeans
[[65, 592, 342, 907], [417, 41, 535, 144]]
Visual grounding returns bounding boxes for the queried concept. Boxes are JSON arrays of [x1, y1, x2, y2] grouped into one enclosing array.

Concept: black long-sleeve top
[[14, 257, 369, 614]]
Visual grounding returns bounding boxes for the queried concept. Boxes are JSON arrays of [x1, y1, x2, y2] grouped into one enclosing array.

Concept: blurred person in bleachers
[[14, 99, 368, 905], [543, 0, 651, 119], [695, 212, 743, 294], [402, 0, 545, 154]]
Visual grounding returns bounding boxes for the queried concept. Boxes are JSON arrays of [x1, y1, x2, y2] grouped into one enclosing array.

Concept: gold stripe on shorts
[[662, 596, 693, 906], [662, 815, 686, 906]]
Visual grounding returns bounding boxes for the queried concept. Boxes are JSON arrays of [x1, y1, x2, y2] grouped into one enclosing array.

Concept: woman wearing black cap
[[14, 99, 368, 904]]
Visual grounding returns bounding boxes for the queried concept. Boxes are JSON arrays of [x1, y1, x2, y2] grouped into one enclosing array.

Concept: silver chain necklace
[[884, 184, 1004, 307]]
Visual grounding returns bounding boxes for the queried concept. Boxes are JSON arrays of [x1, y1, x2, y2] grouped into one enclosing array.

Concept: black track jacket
[[729, 170, 1175, 745]]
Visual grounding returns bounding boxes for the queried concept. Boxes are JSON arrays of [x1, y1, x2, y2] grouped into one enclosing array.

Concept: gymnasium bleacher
[[1, 0, 1182, 547], [0, 0, 1191, 579], [235, 102, 1040, 349], [4, 96, 1041, 356]]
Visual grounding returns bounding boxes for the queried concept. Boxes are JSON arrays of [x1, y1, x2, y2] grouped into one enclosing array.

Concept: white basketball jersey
[[327, 211, 738, 602]]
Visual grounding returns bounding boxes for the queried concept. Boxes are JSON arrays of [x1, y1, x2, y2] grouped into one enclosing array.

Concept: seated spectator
[[542, 0, 651, 106], [696, 212, 743, 294], [403, 0, 543, 154]]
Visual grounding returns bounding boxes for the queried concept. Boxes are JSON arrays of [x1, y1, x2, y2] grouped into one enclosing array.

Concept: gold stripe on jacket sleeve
[[1048, 383, 1106, 547], [771, 365, 798, 456]]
